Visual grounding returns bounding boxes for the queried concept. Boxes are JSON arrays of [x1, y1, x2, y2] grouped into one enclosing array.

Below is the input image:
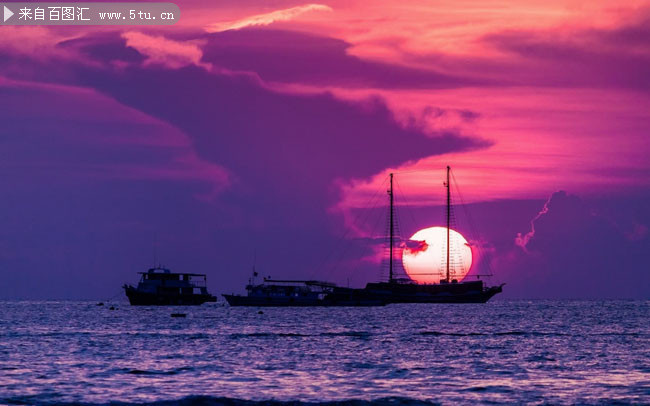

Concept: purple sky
[[0, 0, 648, 299]]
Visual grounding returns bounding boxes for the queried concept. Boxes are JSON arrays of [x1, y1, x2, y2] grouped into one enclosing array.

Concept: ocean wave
[[124, 366, 195, 376], [320, 331, 372, 338], [228, 332, 372, 339], [228, 332, 309, 339], [418, 331, 572, 337], [1, 396, 440, 406]]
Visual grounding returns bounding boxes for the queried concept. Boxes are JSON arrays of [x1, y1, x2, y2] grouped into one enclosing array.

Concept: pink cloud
[[330, 85, 650, 214], [205, 4, 332, 33], [0, 26, 82, 61], [121, 31, 211, 70], [515, 193, 553, 253], [309, 0, 648, 66]]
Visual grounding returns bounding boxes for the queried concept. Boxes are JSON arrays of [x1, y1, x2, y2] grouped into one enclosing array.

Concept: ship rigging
[[359, 165, 503, 302]]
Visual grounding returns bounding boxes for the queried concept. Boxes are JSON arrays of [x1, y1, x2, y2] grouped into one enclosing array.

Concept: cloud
[[0, 26, 77, 60], [403, 239, 428, 255], [515, 191, 590, 255], [515, 192, 554, 253], [502, 191, 650, 298], [199, 29, 477, 89], [0, 76, 229, 195], [205, 4, 332, 33], [376, 7, 650, 92], [121, 31, 211, 70], [478, 14, 650, 90]]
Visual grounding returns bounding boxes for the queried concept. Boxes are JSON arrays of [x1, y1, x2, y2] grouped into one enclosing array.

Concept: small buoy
[[109, 306, 116, 310], [96, 302, 104, 306], [171, 313, 186, 318], [258, 310, 264, 314]]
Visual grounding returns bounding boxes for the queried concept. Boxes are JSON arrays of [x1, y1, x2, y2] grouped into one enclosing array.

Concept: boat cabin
[[136, 267, 209, 296], [245, 279, 337, 299]]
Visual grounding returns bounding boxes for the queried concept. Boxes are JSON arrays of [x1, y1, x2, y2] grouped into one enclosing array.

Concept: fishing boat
[[223, 273, 384, 307], [360, 166, 503, 303], [123, 266, 217, 305]]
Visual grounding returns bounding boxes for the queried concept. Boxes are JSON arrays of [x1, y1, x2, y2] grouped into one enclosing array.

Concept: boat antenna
[[446, 165, 451, 283], [153, 233, 158, 268], [251, 249, 258, 282], [389, 173, 394, 284]]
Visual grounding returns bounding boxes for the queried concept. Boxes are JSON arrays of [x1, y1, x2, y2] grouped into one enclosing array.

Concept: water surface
[[0, 300, 648, 405]]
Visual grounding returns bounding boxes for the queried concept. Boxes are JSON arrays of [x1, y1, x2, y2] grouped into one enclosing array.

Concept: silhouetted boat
[[360, 166, 503, 303], [123, 267, 217, 305], [224, 166, 501, 306], [223, 275, 384, 307]]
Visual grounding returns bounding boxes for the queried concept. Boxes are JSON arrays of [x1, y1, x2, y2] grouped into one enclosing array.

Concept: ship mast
[[446, 165, 451, 283], [389, 173, 394, 284]]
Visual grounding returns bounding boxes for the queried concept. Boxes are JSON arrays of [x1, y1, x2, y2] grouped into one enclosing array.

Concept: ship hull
[[362, 281, 503, 304], [223, 282, 502, 306], [124, 286, 217, 306], [222, 293, 384, 307]]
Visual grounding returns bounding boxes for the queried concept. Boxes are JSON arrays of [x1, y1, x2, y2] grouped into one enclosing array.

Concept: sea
[[0, 300, 648, 405]]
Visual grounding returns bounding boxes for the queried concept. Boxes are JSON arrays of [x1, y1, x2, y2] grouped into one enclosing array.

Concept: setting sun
[[402, 226, 472, 284]]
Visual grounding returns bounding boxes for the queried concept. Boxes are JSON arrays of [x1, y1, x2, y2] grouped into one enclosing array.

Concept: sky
[[0, 0, 648, 299]]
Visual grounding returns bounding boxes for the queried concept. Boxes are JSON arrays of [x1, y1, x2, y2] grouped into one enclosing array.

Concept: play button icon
[[4, 5, 14, 22]]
